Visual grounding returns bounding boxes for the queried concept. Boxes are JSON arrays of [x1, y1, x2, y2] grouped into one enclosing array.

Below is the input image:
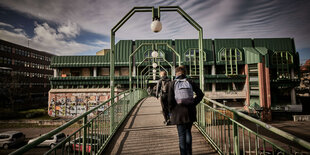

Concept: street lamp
[[151, 50, 159, 58], [152, 62, 158, 68], [151, 19, 162, 33]]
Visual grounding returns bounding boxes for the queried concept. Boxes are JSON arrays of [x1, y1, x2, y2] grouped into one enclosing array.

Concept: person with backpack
[[155, 71, 171, 125], [167, 66, 204, 155]]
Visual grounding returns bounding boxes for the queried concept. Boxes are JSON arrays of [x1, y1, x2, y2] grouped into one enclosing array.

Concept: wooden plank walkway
[[104, 97, 217, 155]]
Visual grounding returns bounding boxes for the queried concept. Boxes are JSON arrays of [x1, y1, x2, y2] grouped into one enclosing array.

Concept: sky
[[0, 0, 309, 64]]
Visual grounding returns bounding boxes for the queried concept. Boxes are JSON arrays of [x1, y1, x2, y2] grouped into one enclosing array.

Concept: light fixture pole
[[110, 6, 205, 133]]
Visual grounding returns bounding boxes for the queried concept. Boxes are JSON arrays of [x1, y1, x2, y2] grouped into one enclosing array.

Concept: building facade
[[0, 39, 54, 110], [49, 38, 300, 121]]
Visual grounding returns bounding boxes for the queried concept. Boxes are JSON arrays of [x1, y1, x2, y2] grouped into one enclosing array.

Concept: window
[[3, 46, 11, 53], [8, 58, 11, 65], [0, 135, 10, 139], [220, 48, 242, 61], [184, 49, 199, 62], [272, 51, 293, 65], [272, 51, 293, 79], [12, 133, 24, 138]]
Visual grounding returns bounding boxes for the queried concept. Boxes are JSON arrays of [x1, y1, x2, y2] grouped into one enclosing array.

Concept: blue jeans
[[177, 122, 193, 155]]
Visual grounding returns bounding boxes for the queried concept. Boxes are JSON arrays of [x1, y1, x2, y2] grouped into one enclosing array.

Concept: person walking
[[167, 66, 204, 155], [155, 71, 171, 125]]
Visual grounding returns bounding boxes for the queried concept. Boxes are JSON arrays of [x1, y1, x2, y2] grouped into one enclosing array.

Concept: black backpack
[[161, 79, 170, 96]]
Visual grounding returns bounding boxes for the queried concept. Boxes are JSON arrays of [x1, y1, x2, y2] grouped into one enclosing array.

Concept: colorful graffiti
[[48, 92, 110, 118]]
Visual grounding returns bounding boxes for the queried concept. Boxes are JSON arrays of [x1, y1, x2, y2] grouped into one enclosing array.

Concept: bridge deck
[[104, 97, 217, 155]]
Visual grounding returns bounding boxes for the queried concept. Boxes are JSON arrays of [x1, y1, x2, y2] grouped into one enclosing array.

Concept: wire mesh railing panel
[[10, 89, 148, 155], [195, 97, 310, 155]]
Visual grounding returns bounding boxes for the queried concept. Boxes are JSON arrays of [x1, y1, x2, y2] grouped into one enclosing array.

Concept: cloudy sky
[[0, 0, 309, 63]]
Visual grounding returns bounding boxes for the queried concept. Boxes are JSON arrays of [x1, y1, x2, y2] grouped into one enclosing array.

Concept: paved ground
[[270, 121, 310, 142], [0, 126, 79, 154], [104, 97, 217, 155]]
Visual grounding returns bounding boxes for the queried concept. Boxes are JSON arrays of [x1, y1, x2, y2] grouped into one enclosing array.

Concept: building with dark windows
[[48, 38, 300, 121], [0, 39, 54, 111]]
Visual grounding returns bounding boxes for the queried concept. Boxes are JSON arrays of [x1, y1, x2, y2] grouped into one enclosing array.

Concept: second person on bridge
[[155, 70, 171, 125]]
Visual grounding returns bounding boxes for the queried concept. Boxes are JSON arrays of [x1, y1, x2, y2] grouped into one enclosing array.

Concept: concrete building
[[48, 38, 300, 121], [0, 39, 54, 110], [96, 49, 110, 55]]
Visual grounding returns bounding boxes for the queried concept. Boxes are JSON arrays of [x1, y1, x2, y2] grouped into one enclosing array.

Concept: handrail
[[10, 89, 146, 155], [203, 97, 310, 150], [197, 96, 310, 154]]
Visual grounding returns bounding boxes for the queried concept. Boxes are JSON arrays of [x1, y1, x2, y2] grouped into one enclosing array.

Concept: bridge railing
[[196, 97, 310, 155], [10, 89, 148, 155]]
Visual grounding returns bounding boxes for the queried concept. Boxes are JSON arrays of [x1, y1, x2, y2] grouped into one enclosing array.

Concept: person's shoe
[[165, 119, 171, 126]]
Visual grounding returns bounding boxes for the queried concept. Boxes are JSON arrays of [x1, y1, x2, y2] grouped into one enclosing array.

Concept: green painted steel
[[195, 97, 310, 154], [214, 38, 252, 55], [254, 38, 295, 53], [115, 40, 133, 63], [50, 55, 110, 67], [50, 76, 137, 86], [10, 89, 148, 155], [243, 47, 261, 64], [255, 47, 270, 67], [174, 39, 213, 63]]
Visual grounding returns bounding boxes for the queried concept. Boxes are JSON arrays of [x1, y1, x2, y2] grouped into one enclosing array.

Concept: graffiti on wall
[[48, 92, 110, 118]]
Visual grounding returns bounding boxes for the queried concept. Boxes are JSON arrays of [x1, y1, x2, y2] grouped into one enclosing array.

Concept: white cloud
[[57, 21, 80, 38], [0, 28, 29, 45], [0, 22, 14, 28], [0, 21, 104, 55], [94, 40, 109, 46]]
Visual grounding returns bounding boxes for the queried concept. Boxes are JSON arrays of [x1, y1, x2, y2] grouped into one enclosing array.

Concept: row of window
[[0, 57, 52, 70], [0, 45, 11, 53], [0, 69, 53, 78], [0, 82, 50, 88], [0, 44, 51, 61], [58, 67, 129, 77], [52, 85, 109, 89]]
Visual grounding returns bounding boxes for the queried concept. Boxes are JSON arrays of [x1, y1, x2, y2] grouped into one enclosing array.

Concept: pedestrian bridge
[[104, 97, 216, 155], [10, 89, 310, 155]]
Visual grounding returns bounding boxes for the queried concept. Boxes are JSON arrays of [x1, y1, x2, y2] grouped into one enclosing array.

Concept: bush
[[19, 109, 46, 118]]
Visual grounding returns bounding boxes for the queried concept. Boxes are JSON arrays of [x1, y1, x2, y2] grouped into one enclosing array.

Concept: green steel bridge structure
[[10, 6, 310, 155]]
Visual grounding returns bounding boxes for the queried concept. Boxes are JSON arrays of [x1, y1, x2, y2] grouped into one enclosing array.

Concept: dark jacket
[[155, 76, 169, 98], [167, 74, 204, 125]]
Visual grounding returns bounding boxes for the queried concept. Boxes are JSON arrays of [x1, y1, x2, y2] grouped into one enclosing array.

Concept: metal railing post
[[233, 113, 239, 155], [83, 116, 87, 155], [110, 99, 114, 135]]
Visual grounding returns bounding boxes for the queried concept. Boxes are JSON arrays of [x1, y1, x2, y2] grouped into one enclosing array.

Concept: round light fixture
[[151, 19, 162, 33], [151, 51, 159, 58], [152, 63, 158, 68]]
